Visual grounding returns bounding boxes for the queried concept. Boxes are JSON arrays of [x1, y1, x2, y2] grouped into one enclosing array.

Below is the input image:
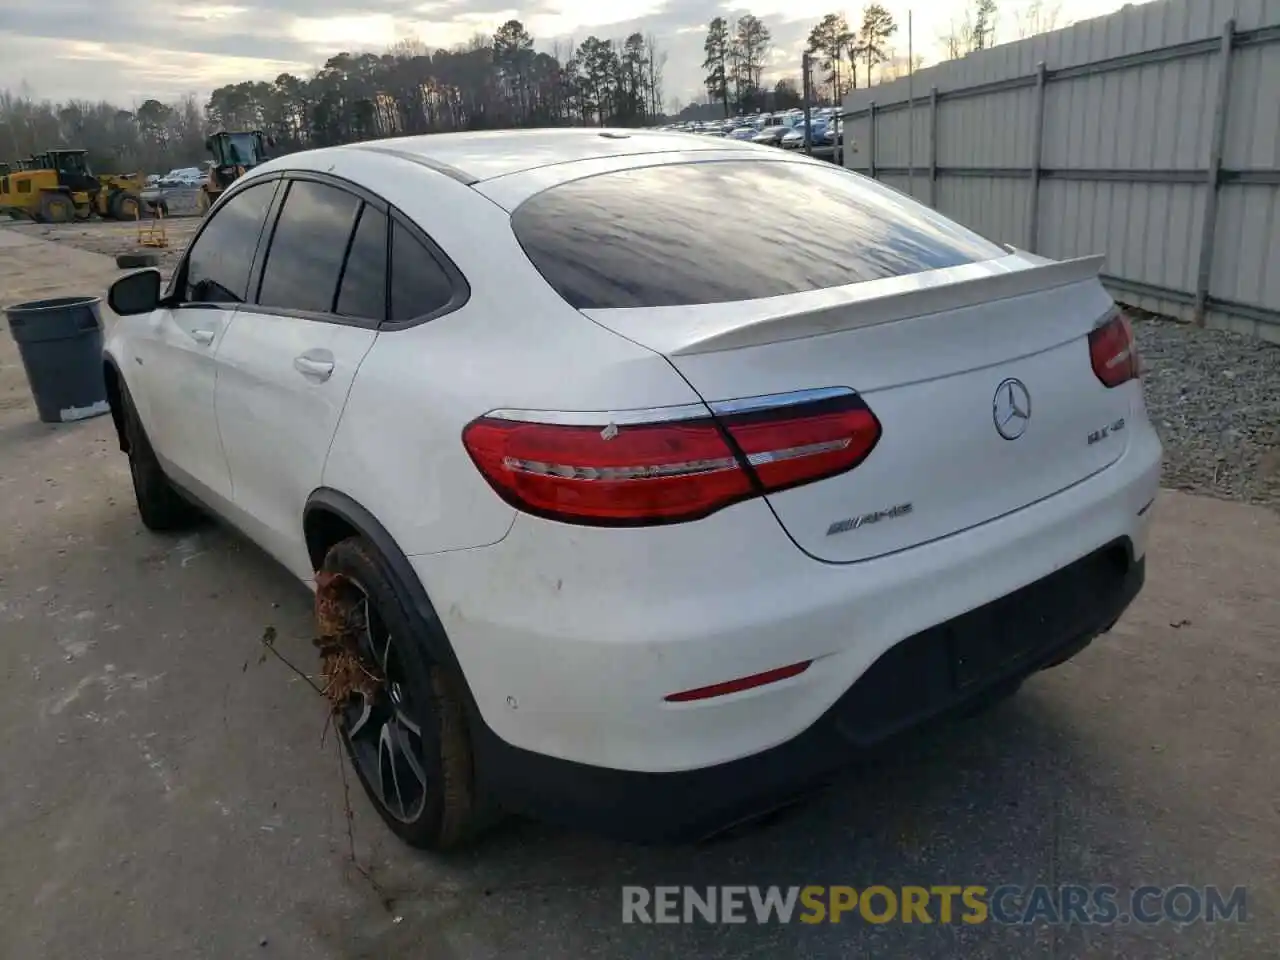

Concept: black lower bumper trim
[[472, 540, 1145, 844]]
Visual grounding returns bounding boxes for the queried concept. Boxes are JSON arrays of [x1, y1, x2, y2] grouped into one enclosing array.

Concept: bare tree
[[731, 15, 771, 112], [879, 47, 925, 81], [1015, 0, 1062, 38], [644, 33, 667, 118]]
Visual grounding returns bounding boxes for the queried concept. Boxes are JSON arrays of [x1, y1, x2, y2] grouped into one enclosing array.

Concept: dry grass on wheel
[[313, 570, 384, 710]]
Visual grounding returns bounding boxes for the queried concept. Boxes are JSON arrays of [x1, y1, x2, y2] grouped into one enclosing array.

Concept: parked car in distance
[[158, 166, 203, 187], [780, 118, 831, 150], [103, 128, 1160, 852], [752, 125, 791, 146], [726, 126, 758, 141]]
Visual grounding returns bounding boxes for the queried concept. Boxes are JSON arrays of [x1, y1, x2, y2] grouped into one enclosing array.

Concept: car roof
[[341, 128, 758, 183]]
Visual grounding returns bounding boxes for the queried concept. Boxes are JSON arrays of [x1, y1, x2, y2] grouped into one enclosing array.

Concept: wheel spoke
[[389, 720, 428, 790], [338, 581, 429, 823], [378, 723, 408, 819], [346, 692, 373, 738], [395, 706, 421, 737]]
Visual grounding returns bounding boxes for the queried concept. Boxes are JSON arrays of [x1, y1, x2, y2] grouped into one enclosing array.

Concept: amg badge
[[826, 503, 914, 537]]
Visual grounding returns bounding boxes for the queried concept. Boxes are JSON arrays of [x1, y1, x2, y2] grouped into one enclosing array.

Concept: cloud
[[0, 0, 821, 107]]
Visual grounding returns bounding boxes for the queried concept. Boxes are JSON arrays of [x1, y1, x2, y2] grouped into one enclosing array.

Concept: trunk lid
[[583, 254, 1133, 563]]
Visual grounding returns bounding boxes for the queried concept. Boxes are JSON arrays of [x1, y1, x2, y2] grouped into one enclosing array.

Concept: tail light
[[461, 388, 881, 526], [1089, 309, 1140, 387]]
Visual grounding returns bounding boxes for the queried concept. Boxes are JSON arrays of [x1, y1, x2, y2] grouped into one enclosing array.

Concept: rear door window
[[510, 159, 1005, 309], [257, 180, 361, 314], [335, 206, 388, 323]]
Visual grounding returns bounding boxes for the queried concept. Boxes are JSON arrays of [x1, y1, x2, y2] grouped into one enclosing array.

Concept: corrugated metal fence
[[840, 0, 1280, 343]]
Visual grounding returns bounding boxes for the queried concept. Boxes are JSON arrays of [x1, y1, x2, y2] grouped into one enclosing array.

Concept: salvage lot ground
[[1, 221, 1278, 959]]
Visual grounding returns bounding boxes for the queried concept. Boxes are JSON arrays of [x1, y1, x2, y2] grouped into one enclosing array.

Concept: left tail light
[[1089, 308, 1141, 387], [461, 389, 882, 526]]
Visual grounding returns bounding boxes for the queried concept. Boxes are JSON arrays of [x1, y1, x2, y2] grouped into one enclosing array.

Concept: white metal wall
[[841, 0, 1280, 342]]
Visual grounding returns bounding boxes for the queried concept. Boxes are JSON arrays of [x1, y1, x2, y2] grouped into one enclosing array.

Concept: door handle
[[190, 328, 215, 346], [294, 355, 335, 381]]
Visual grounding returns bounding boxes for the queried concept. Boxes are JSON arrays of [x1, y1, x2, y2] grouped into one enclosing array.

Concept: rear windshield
[[510, 159, 1004, 309]]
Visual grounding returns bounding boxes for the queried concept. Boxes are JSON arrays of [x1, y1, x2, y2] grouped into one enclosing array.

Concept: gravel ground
[[1131, 312, 1280, 510]]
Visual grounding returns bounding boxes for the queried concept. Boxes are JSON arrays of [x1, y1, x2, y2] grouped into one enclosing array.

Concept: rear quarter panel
[[317, 148, 709, 557]]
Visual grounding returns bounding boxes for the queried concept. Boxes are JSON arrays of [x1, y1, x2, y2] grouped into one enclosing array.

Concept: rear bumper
[[410, 416, 1160, 775], [472, 545, 1144, 843]]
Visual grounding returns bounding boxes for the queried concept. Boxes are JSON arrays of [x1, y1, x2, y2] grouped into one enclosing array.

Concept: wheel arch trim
[[303, 487, 466, 679], [102, 352, 129, 452]]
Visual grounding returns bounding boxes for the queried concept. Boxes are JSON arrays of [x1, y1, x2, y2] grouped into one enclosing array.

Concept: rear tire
[[120, 385, 202, 531], [38, 193, 74, 223], [322, 536, 485, 850], [196, 188, 211, 215]]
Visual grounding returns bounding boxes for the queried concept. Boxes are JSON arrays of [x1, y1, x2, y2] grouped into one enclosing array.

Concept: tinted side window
[[185, 181, 276, 304], [390, 222, 453, 324], [257, 180, 361, 314], [510, 160, 1005, 309], [336, 206, 388, 322]]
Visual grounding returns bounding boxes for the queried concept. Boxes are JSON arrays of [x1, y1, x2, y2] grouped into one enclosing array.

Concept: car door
[[136, 177, 279, 507], [213, 176, 385, 577]]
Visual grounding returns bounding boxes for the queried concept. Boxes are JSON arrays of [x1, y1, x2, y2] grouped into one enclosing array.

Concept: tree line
[[762, 0, 1064, 112], [1, 2, 1066, 174], [0, 19, 668, 175], [205, 24, 669, 154]]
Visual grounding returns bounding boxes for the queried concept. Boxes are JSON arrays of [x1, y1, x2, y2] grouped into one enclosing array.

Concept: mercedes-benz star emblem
[[992, 378, 1032, 440]]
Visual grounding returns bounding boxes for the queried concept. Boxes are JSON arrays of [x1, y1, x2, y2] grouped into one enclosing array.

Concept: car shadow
[[319, 689, 1099, 957]]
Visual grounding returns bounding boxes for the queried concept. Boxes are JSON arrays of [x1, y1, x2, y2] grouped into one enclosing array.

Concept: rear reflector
[[664, 660, 812, 702], [1089, 309, 1140, 388], [462, 389, 881, 526]]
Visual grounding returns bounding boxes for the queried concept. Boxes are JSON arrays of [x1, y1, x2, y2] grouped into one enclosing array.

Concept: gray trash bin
[[4, 295, 109, 424]]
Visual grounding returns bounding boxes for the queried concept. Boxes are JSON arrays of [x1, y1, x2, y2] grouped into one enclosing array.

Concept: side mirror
[[204, 137, 214, 152], [108, 269, 162, 316]]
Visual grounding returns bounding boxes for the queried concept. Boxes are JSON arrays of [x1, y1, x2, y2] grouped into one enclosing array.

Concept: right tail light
[[1089, 309, 1141, 387]]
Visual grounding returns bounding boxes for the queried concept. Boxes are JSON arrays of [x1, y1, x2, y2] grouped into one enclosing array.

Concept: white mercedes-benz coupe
[[103, 129, 1161, 849]]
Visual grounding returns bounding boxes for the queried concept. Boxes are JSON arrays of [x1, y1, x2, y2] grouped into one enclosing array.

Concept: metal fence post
[[868, 101, 877, 179], [929, 86, 938, 208], [1027, 61, 1048, 252], [1194, 19, 1236, 326], [801, 52, 814, 154]]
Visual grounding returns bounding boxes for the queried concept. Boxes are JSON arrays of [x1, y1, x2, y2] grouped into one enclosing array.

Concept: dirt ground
[[1, 222, 1278, 959], [3, 215, 200, 282]]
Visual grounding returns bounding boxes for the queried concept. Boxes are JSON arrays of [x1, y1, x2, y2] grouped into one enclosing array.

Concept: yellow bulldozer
[[0, 149, 143, 223], [197, 130, 272, 214]]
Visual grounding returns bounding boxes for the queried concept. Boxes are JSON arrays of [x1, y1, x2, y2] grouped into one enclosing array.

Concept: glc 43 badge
[[1088, 417, 1126, 445]]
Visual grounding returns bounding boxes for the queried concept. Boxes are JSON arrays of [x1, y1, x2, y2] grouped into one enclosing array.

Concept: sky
[[0, 0, 1136, 110]]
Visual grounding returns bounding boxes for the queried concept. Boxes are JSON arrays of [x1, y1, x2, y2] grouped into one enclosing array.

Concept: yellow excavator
[[198, 130, 273, 214], [0, 149, 143, 223]]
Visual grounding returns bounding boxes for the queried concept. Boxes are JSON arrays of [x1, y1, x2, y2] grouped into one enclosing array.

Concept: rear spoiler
[[662, 254, 1106, 356]]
